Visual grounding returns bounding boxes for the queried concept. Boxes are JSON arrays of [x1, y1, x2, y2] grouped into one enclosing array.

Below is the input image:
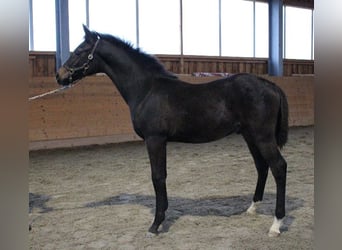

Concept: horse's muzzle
[[56, 67, 71, 86]]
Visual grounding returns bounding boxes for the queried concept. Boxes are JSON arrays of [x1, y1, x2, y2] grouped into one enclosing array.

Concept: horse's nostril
[[56, 67, 71, 85], [56, 73, 65, 85], [56, 74, 60, 83]]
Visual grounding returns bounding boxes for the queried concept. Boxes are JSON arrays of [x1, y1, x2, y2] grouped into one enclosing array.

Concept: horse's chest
[[130, 103, 171, 136]]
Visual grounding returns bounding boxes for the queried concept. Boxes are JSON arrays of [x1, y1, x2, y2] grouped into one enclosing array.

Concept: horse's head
[[56, 25, 100, 86]]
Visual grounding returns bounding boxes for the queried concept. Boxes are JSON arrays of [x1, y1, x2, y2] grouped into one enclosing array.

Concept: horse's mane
[[98, 33, 177, 79]]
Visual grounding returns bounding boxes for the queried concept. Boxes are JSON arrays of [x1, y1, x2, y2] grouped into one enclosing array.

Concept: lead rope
[[28, 80, 81, 102]]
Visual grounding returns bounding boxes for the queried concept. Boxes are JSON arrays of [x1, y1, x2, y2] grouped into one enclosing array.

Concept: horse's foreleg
[[145, 136, 168, 234]]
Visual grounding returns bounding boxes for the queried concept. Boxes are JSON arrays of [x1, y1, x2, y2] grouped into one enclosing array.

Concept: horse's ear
[[83, 24, 97, 42]]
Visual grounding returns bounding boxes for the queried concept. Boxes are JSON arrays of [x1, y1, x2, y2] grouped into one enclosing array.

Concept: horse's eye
[[74, 46, 90, 56]]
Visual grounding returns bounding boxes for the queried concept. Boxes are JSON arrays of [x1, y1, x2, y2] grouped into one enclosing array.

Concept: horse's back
[[133, 73, 284, 142]]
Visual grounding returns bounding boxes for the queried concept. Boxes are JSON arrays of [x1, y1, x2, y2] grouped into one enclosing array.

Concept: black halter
[[65, 37, 100, 83]]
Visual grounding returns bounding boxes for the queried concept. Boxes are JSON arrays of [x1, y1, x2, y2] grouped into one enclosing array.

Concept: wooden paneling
[[283, 59, 314, 76], [29, 52, 56, 77], [29, 52, 314, 77], [29, 75, 134, 142], [157, 55, 270, 75], [262, 76, 314, 126], [29, 74, 313, 150]]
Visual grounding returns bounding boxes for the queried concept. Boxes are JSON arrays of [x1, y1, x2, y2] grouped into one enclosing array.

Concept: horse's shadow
[[29, 192, 53, 213], [29, 193, 54, 231], [84, 193, 303, 233]]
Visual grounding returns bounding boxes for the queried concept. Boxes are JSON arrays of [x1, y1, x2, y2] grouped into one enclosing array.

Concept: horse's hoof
[[246, 201, 260, 215], [246, 206, 256, 215], [148, 225, 159, 235], [268, 217, 283, 237], [145, 232, 157, 238], [268, 229, 280, 237]]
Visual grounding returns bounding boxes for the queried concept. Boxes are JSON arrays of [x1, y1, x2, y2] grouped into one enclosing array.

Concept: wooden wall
[[29, 52, 56, 78], [29, 75, 314, 150], [29, 52, 314, 77]]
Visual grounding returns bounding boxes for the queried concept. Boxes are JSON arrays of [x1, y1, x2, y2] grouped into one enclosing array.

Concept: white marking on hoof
[[268, 217, 284, 237], [246, 201, 260, 215]]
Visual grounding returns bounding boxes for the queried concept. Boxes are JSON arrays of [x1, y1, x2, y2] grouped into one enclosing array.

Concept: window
[[31, 0, 56, 51], [182, 0, 219, 56], [221, 0, 253, 57], [139, 0, 180, 54], [255, 2, 268, 58], [89, 0, 137, 46], [284, 6, 313, 59], [69, 0, 87, 50], [28, 0, 314, 60]]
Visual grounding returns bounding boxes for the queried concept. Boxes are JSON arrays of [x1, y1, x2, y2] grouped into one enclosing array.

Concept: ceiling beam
[[244, 0, 314, 9]]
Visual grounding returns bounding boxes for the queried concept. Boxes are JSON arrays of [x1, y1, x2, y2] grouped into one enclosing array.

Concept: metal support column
[[180, 0, 184, 74], [55, 0, 70, 71], [29, 0, 34, 50], [268, 0, 283, 76], [86, 0, 90, 27], [218, 0, 222, 56], [136, 0, 140, 47]]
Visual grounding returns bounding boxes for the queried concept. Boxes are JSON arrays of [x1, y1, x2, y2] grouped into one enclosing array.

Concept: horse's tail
[[276, 87, 289, 149]]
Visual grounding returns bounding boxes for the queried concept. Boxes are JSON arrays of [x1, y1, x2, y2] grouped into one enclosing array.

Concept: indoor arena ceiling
[[252, 0, 314, 9]]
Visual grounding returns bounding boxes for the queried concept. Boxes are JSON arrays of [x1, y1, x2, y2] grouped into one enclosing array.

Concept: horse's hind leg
[[243, 135, 269, 215], [256, 140, 287, 237], [145, 136, 168, 235]]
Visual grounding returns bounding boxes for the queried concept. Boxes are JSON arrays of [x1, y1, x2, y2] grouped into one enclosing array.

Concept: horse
[[56, 25, 288, 237]]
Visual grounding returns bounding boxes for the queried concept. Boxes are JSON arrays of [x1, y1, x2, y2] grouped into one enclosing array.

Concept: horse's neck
[[99, 48, 151, 108]]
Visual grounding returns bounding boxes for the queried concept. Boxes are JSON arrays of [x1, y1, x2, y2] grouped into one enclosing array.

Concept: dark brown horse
[[56, 25, 288, 237]]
